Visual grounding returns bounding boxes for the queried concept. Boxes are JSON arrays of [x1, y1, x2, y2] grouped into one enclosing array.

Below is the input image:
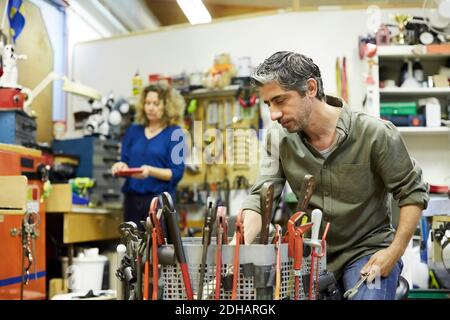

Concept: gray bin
[[160, 237, 326, 300]]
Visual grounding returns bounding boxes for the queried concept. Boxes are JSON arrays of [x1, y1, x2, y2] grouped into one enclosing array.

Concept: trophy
[[391, 14, 413, 45]]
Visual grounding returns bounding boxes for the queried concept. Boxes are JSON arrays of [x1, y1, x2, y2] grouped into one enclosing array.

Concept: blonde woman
[[112, 83, 186, 228]]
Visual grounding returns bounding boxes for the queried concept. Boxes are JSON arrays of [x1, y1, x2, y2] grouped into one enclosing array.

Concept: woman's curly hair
[[135, 83, 186, 127]]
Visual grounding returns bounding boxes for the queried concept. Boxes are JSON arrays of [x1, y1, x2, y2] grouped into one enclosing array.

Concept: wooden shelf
[[184, 85, 240, 99], [397, 127, 450, 135], [380, 87, 450, 95], [377, 45, 450, 58]]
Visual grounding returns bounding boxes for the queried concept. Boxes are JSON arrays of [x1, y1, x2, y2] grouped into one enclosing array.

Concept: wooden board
[[0, 176, 28, 214], [63, 213, 122, 244], [45, 184, 72, 213]]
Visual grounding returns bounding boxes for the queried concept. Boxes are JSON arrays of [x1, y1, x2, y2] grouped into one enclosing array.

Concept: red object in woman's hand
[[429, 184, 449, 194], [115, 168, 144, 177]]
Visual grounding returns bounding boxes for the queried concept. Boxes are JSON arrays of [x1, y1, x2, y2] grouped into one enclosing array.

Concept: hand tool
[[116, 244, 127, 300], [296, 174, 315, 213], [135, 236, 146, 300], [117, 221, 143, 300], [260, 182, 274, 245], [214, 206, 228, 300], [20, 211, 41, 299], [308, 208, 322, 299], [343, 272, 370, 299], [231, 209, 245, 300], [144, 197, 161, 300], [312, 222, 331, 300], [273, 224, 282, 300], [287, 211, 313, 300], [143, 218, 152, 300], [144, 206, 155, 301], [197, 197, 216, 300], [283, 175, 315, 243], [161, 192, 194, 300]]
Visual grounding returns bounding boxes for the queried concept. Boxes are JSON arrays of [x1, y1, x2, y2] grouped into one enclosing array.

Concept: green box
[[380, 102, 417, 116]]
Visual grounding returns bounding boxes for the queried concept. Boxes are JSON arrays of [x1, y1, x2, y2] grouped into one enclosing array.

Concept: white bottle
[[425, 97, 442, 127]]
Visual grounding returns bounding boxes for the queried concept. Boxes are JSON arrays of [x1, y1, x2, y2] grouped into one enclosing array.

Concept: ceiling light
[[176, 0, 212, 25]]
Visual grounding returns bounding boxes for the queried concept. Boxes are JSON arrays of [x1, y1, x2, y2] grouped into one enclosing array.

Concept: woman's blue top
[[120, 124, 185, 197]]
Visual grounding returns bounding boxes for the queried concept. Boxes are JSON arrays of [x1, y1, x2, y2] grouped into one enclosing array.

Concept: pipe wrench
[[287, 211, 313, 300]]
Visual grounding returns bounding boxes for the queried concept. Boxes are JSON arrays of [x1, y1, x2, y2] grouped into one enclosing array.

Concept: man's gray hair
[[251, 51, 325, 100]]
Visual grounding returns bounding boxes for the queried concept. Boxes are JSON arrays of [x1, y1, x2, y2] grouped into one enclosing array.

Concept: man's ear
[[306, 78, 318, 98]]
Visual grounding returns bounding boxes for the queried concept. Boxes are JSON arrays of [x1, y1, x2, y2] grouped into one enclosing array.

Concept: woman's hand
[[111, 161, 128, 175], [131, 165, 152, 179]]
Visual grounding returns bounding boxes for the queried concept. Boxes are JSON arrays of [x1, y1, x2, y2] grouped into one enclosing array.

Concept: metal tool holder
[[160, 237, 326, 300]]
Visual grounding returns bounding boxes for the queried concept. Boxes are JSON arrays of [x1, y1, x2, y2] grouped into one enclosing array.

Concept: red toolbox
[[0, 144, 46, 300], [0, 88, 25, 111]]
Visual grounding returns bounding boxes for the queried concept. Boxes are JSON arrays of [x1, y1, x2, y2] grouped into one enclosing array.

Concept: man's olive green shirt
[[242, 96, 429, 279]]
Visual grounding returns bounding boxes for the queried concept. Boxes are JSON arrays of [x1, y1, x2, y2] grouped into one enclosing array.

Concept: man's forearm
[[230, 209, 262, 245], [242, 209, 262, 244], [390, 204, 423, 258]]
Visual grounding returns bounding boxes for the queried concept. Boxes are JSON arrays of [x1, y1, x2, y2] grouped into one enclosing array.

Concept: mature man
[[240, 51, 429, 299]]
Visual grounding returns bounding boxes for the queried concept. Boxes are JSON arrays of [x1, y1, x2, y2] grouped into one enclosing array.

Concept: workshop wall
[[71, 7, 450, 186], [72, 8, 424, 109]]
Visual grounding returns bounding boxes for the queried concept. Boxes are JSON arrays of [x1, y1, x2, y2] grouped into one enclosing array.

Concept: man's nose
[[270, 110, 282, 121]]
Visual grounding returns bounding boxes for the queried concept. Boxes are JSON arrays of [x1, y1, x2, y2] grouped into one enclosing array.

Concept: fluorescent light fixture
[[317, 6, 342, 11], [177, 0, 212, 25]]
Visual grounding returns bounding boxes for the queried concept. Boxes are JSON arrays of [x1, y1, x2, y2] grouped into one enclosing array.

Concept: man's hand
[[229, 209, 262, 245], [360, 247, 402, 281]]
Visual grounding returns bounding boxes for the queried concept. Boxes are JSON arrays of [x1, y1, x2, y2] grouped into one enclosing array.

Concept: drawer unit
[[92, 169, 123, 189], [0, 111, 37, 146], [52, 137, 121, 178], [52, 137, 123, 206], [90, 186, 123, 207]]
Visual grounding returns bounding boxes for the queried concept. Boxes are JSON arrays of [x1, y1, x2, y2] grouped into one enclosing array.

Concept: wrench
[[343, 272, 370, 299]]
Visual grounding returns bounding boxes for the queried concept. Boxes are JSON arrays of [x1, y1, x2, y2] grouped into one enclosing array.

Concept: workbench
[[45, 184, 122, 274]]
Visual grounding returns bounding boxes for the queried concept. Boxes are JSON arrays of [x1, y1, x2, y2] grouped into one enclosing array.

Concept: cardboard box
[[45, 183, 72, 212], [426, 44, 450, 55]]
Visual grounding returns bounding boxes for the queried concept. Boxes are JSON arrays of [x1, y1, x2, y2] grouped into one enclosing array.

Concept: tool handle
[[296, 174, 315, 212], [197, 225, 211, 300], [215, 227, 223, 300], [162, 192, 193, 300], [151, 229, 159, 300], [311, 209, 323, 242], [180, 264, 194, 300], [216, 206, 228, 244], [164, 210, 186, 264], [231, 232, 242, 300], [116, 244, 127, 300], [260, 182, 274, 245]]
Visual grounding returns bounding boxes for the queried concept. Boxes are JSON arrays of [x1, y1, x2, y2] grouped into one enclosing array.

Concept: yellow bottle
[[132, 70, 143, 97]]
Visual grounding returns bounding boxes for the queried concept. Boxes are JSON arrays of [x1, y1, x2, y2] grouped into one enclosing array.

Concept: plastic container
[[71, 248, 108, 292], [380, 102, 417, 115]]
